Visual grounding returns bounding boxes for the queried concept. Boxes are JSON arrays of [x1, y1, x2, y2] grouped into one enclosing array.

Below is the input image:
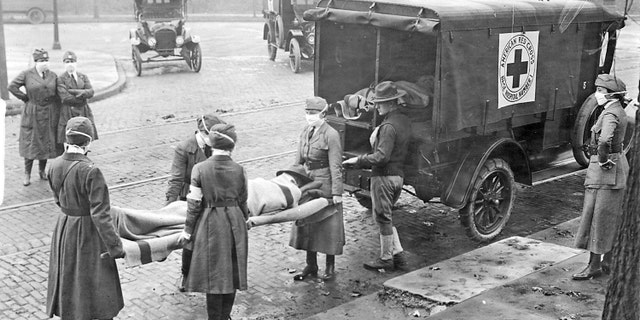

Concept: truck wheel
[[289, 38, 302, 73], [27, 8, 46, 24], [275, 15, 285, 47], [131, 46, 142, 77], [459, 158, 515, 242], [571, 93, 601, 168], [267, 24, 277, 61], [188, 43, 202, 72]]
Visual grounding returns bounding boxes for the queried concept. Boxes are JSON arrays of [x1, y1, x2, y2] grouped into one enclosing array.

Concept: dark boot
[[178, 249, 193, 292], [364, 235, 395, 271], [363, 258, 395, 271], [393, 252, 407, 269], [206, 294, 223, 320], [321, 255, 335, 281], [294, 251, 318, 281], [39, 160, 48, 180], [572, 252, 602, 280], [602, 252, 612, 274], [221, 292, 236, 320]]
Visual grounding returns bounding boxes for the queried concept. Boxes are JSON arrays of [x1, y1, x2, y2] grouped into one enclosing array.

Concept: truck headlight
[[148, 37, 156, 48], [306, 33, 315, 46], [176, 35, 184, 46], [191, 35, 200, 44], [130, 37, 140, 45]]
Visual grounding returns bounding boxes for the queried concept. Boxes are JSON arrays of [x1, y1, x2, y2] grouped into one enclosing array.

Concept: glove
[[100, 247, 125, 260], [177, 231, 192, 247], [332, 195, 342, 204], [342, 157, 358, 166], [599, 159, 615, 170]]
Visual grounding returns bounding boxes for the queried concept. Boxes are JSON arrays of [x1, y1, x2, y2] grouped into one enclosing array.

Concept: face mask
[[305, 113, 321, 125], [594, 91, 610, 106], [65, 62, 77, 73], [35, 61, 49, 72]]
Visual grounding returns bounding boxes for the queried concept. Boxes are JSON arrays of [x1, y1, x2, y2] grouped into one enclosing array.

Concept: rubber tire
[[459, 158, 515, 242], [267, 24, 277, 61], [275, 15, 285, 48], [27, 8, 46, 24], [189, 43, 202, 72], [289, 38, 302, 73], [132, 46, 142, 77], [571, 93, 601, 168]]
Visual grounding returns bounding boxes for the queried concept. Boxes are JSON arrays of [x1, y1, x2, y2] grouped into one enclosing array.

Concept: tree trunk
[[601, 108, 640, 320]]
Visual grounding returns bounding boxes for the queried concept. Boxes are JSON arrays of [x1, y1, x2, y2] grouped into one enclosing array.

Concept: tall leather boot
[[38, 159, 48, 180], [206, 294, 223, 320], [294, 251, 318, 281], [391, 227, 406, 268], [364, 235, 395, 271], [602, 251, 613, 274], [572, 252, 602, 280], [321, 255, 335, 281]]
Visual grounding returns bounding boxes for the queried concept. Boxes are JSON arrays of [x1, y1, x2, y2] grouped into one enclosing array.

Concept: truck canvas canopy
[[305, 0, 625, 134]]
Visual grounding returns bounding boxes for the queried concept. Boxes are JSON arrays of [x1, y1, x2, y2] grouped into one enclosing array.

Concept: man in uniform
[[343, 81, 412, 271]]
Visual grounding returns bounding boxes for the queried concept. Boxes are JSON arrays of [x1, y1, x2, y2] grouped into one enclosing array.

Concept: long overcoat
[[8, 68, 61, 159], [56, 71, 97, 142], [166, 134, 208, 201], [575, 100, 629, 254], [290, 121, 345, 255], [46, 152, 124, 319], [184, 155, 249, 294]]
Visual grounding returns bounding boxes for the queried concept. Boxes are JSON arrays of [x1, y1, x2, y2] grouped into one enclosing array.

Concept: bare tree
[[602, 107, 640, 320]]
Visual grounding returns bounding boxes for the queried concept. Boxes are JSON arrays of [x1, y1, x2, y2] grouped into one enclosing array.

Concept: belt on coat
[[61, 207, 90, 216], [585, 144, 623, 154], [305, 160, 329, 170], [204, 199, 238, 207]]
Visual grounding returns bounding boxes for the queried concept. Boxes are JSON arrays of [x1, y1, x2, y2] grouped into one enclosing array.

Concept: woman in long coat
[[46, 117, 125, 319], [290, 97, 345, 281], [8, 48, 62, 186], [178, 123, 248, 320], [573, 74, 629, 280], [56, 51, 98, 142]]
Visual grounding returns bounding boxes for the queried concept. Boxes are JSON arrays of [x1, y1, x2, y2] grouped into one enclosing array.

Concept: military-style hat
[[370, 81, 406, 103], [595, 74, 626, 93], [63, 51, 77, 62], [65, 117, 94, 145], [209, 123, 237, 151], [32, 48, 49, 61], [197, 114, 226, 133], [305, 97, 328, 111], [276, 164, 313, 185]]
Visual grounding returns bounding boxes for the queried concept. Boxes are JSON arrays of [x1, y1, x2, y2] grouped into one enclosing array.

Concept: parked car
[[2, 0, 52, 24], [129, 0, 201, 76], [305, 0, 634, 242], [263, 0, 318, 73]]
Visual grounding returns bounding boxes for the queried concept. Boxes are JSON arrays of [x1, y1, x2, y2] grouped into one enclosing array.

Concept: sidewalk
[[3, 47, 126, 116], [307, 217, 615, 320]]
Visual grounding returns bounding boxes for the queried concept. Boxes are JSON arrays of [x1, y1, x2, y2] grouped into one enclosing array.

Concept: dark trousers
[[25, 158, 47, 174], [206, 292, 236, 320]]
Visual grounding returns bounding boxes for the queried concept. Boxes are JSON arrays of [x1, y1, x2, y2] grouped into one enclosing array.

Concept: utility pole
[[93, 0, 100, 19], [52, 0, 61, 50], [0, 0, 9, 100]]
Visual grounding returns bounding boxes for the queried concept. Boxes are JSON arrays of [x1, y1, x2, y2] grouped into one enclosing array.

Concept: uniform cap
[[595, 74, 626, 93], [197, 114, 226, 133], [209, 123, 237, 150], [370, 81, 406, 103], [32, 48, 49, 61], [63, 51, 77, 62], [65, 117, 94, 145], [305, 97, 328, 111]]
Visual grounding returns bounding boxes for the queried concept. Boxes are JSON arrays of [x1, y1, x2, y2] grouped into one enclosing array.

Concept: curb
[[4, 14, 264, 24], [3, 56, 127, 117]]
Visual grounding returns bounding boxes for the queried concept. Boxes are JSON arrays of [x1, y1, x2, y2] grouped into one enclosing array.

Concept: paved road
[[1, 20, 639, 319]]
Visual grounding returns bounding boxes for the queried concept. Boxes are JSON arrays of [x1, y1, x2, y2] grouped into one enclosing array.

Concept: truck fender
[[289, 29, 304, 39], [441, 137, 531, 209]]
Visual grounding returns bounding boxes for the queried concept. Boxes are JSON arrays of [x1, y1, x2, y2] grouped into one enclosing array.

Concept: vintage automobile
[[263, 0, 318, 73], [305, 0, 634, 241], [2, 0, 52, 24], [129, 0, 202, 76]]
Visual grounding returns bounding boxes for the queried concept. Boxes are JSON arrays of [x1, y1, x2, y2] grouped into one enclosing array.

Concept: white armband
[[186, 185, 203, 200]]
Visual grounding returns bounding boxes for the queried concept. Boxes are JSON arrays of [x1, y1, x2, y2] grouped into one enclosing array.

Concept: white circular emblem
[[499, 34, 536, 103]]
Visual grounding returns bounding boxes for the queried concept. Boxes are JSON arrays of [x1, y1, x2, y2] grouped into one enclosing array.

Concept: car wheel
[[131, 46, 142, 77], [289, 38, 302, 73], [27, 8, 46, 24], [459, 158, 515, 242], [275, 15, 285, 47], [189, 43, 202, 72], [267, 23, 277, 61], [571, 94, 602, 167]]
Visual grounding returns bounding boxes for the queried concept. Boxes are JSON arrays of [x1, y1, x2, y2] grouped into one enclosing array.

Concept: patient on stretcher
[[110, 165, 333, 266]]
